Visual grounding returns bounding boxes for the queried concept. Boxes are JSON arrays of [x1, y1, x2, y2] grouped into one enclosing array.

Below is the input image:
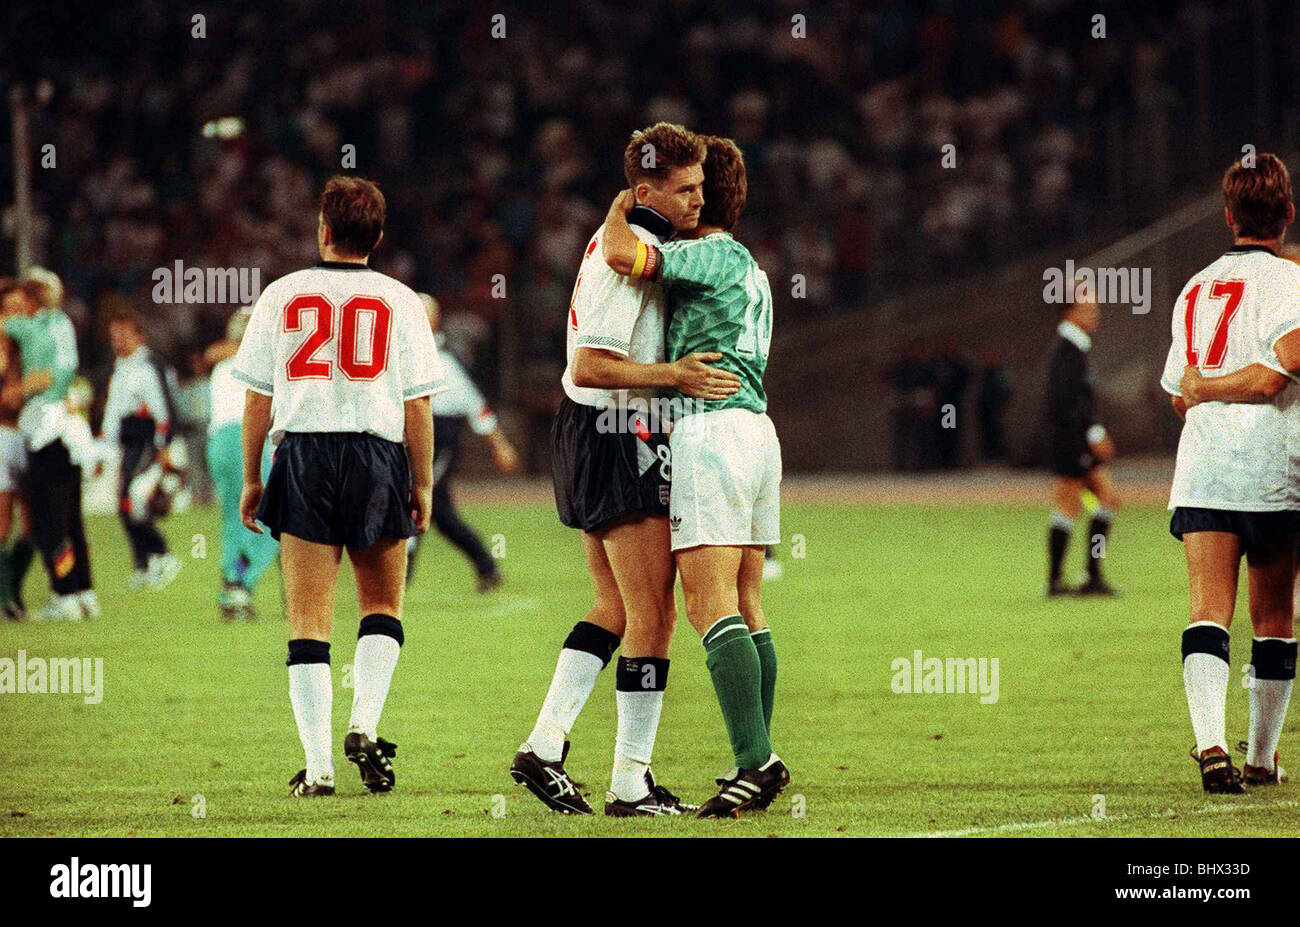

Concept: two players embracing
[[512, 124, 789, 817]]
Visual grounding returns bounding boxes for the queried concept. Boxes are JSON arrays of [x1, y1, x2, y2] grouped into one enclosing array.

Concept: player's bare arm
[[485, 428, 520, 474], [571, 346, 740, 400], [1275, 326, 1300, 372], [239, 389, 273, 533], [1180, 363, 1288, 406], [203, 339, 238, 367], [1085, 424, 1116, 463], [601, 190, 642, 276], [404, 395, 434, 534]]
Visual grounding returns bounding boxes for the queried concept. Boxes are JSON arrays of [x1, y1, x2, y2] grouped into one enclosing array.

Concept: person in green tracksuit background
[[206, 307, 278, 619]]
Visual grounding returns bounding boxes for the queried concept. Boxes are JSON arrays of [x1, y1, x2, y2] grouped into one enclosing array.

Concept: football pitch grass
[[2, 495, 1298, 838]]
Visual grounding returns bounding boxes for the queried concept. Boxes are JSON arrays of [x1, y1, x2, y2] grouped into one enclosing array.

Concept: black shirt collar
[[316, 260, 370, 270], [628, 205, 674, 242], [1224, 244, 1277, 257]]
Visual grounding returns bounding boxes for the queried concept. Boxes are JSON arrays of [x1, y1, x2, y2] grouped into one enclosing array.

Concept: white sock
[[1248, 679, 1292, 769], [349, 633, 402, 739], [289, 663, 334, 783], [1247, 637, 1297, 770], [527, 648, 605, 762], [610, 689, 665, 801], [1183, 623, 1230, 755]]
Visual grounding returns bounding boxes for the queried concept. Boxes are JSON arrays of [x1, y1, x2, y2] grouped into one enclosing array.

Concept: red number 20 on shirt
[[284, 294, 393, 381]]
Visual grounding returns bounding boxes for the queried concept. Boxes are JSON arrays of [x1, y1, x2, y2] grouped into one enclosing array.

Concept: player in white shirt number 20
[[232, 176, 442, 798]]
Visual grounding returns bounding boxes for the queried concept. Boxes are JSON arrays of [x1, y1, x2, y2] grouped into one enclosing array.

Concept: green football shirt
[[5, 308, 78, 402], [4, 307, 80, 450], [654, 232, 773, 415]]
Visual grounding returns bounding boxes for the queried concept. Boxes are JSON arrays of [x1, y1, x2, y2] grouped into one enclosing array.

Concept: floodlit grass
[[1, 500, 1292, 836]]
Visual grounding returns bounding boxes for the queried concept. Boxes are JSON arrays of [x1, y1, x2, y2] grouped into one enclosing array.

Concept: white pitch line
[[904, 799, 1300, 838], [472, 596, 542, 620]]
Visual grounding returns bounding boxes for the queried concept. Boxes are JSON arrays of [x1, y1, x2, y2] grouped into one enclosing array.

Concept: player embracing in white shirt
[[1160, 153, 1300, 794], [511, 124, 740, 816], [233, 176, 442, 797]]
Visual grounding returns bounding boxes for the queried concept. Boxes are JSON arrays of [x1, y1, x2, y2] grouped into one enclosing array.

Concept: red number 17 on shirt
[[284, 294, 393, 381], [1183, 279, 1245, 369]]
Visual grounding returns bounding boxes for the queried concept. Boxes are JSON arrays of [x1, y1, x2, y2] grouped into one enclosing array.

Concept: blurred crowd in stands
[[887, 340, 1012, 471], [0, 0, 1281, 470]]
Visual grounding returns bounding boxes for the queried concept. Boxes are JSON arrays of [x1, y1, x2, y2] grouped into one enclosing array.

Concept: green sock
[[703, 615, 771, 769], [752, 628, 777, 736]]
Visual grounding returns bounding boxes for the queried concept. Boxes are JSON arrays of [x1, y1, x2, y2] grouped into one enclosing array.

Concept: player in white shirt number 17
[[1163, 154, 1300, 794]]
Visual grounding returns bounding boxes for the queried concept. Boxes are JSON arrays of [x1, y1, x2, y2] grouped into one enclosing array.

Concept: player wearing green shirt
[[603, 135, 788, 816], [0, 275, 97, 622], [659, 231, 772, 415]]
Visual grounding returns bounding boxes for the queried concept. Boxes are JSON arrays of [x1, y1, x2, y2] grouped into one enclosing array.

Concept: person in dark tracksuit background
[[1044, 296, 1121, 597], [101, 312, 182, 590], [407, 294, 520, 592]]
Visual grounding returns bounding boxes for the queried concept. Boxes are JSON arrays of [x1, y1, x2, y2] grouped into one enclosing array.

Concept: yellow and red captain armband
[[631, 241, 661, 281]]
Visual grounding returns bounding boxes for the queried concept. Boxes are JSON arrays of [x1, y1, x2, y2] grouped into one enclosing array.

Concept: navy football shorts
[[257, 432, 413, 548], [550, 397, 671, 533], [1169, 506, 1299, 558]]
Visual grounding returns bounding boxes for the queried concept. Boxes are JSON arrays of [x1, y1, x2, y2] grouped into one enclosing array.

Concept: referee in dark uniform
[[1045, 295, 1121, 596]]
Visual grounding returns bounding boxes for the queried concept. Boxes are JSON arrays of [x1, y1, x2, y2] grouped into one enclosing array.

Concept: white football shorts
[[668, 407, 781, 551]]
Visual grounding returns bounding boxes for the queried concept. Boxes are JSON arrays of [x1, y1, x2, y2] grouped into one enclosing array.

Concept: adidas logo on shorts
[[669, 516, 681, 531]]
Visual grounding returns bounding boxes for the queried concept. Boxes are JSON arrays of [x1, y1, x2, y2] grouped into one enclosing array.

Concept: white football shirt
[[101, 345, 171, 448], [561, 212, 671, 408], [1160, 246, 1300, 510], [431, 334, 498, 436], [232, 262, 443, 445]]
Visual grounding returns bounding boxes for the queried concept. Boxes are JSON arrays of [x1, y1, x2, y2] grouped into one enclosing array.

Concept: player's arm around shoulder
[[1178, 264, 1300, 408], [1266, 266, 1300, 380], [570, 346, 740, 400], [601, 190, 642, 276], [1179, 363, 1288, 407], [1219, 261, 1300, 399]]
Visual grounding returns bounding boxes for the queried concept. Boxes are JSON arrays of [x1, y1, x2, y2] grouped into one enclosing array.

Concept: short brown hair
[[698, 136, 747, 230], [623, 123, 706, 188], [320, 175, 386, 256], [1223, 153, 1293, 239], [109, 309, 143, 332]]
